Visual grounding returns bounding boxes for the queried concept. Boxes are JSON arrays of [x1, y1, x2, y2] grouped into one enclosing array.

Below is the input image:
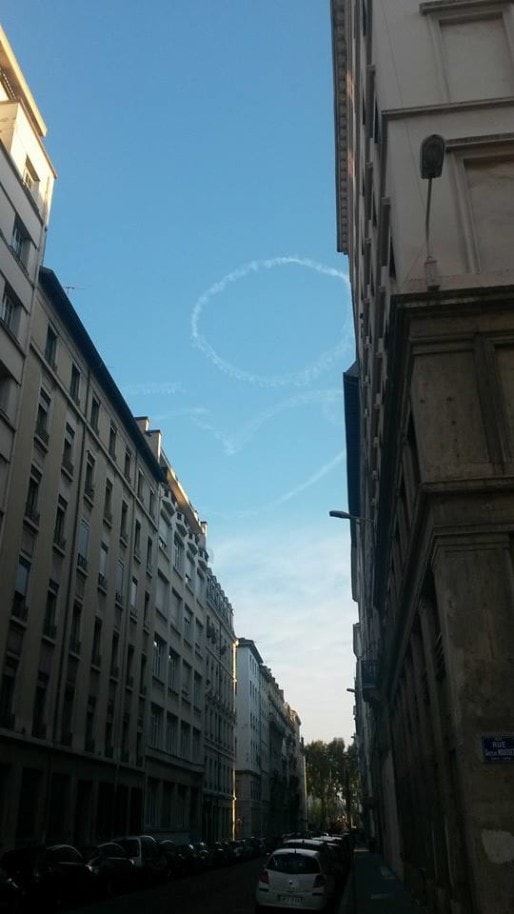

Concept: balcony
[[84, 484, 95, 503], [53, 535, 66, 553], [61, 456, 74, 477], [97, 573, 108, 592], [34, 423, 49, 447], [24, 505, 40, 527], [361, 660, 381, 703], [77, 554, 88, 574]]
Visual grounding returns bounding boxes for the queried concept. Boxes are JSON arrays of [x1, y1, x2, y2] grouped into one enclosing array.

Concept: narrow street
[[80, 858, 264, 914]]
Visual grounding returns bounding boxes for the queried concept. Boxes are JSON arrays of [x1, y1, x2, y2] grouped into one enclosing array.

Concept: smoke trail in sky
[[191, 389, 343, 455], [191, 256, 350, 388], [211, 450, 346, 519]]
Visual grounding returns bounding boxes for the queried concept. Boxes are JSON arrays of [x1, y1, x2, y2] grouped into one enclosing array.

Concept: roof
[[39, 268, 164, 483], [0, 25, 47, 137]]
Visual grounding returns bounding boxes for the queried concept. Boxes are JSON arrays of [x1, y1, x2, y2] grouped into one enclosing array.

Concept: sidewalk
[[338, 848, 421, 914]]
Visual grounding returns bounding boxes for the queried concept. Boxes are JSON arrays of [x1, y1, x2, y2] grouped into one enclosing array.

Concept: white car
[[256, 847, 335, 911]]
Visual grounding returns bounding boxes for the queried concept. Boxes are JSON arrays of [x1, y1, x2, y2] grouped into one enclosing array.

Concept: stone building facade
[[235, 639, 306, 838], [332, 1, 514, 912]]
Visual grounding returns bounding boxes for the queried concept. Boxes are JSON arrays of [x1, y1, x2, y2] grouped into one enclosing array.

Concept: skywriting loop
[[191, 256, 349, 388]]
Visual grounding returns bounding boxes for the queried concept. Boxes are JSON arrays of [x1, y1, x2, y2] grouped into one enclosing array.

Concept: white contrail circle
[[191, 256, 349, 388]]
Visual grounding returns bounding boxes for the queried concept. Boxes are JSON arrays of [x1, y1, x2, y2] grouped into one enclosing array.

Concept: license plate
[[277, 896, 302, 905]]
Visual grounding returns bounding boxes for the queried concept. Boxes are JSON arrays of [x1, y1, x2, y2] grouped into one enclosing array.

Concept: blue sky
[[4, 1, 357, 744]]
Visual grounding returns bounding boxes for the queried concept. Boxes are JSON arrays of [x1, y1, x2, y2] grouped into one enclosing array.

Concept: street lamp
[[420, 134, 445, 290], [329, 510, 372, 525]]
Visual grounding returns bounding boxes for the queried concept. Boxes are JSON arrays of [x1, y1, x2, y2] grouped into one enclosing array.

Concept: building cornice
[[0, 26, 47, 137], [331, 0, 348, 254]]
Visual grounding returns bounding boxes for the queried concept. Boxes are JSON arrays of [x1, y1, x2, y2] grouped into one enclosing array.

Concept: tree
[[305, 738, 347, 829]]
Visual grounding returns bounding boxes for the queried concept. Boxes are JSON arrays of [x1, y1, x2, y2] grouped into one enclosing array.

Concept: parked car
[[256, 847, 336, 911], [113, 836, 167, 885], [191, 843, 213, 870], [282, 838, 346, 884], [80, 842, 136, 897], [0, 868, 21, 914], [155, 840, 179, 879], [173, 844, 199, 876], [0, 844, 96, 910]]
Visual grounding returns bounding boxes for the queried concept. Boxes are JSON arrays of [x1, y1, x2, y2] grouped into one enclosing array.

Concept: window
[[44, 325, 57, 367], [167, 648, 179, 692], [110, 632, 119, 677], [99, 543, 109, 588], [149, 704, 163, 748], [84, 454, 95, 500], [144, 590, 150, 629], [12, 557, 30, 619], [70, 364, 80, 403], [77, 519, 89, 571], [173, 536, 184, 574], [104, 479, 113, 522], [192, 728, 201, 762], [197, 573, 206, 604], [149, 491, 156, 520], [0, 285, 19, 337], [108, 424, 117, 460], [146, 537, 153, 571], [180, 721, 190, 759], [183, 606, 193, 644], [43, 581, 58, 639], [124, 448, 131, 481], [35, 390, 51, 443], [185, 553, 195, 590], [165, 713, 178, 754], [152, 635, 165, 680], [25, 468, 41, 524], [23, 157, 39, 192], [193, 673, 202, 708], [62, 424, 75, 474], [120, 501, 128, 542], [139, 653, 147, 693], [130, 577, 138, 616], [11, 217, 29, 265], [70, 603, 81, 654], [115, 560, 124, 603], [134, 520, 141, 558], [126, 644, 134, 687], [195, 618, 203, 651], [91, 618, 102, 667], [90, 395, 100, 432], [170, 590, 181, 629], [156, 573, 169, 618], [53, 496, 67, 549], [159, 515, 169, 551], [182, 662, 192, 700], [32, 672, 48, 738], [0, 361, 15, 418], [0, 660, 17, 728]]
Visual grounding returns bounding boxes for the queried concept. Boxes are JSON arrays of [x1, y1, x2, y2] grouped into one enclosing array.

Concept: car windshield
[[117, 839, 139, 857], [269, 854, 320, 875]]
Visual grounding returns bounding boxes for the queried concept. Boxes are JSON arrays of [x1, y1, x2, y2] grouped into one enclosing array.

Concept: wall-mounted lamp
[[329, 510, 372, 525], [420, 134, 446, 290]]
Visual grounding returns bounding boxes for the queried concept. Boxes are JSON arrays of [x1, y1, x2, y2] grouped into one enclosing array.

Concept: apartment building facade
[[332, 1, 514, 912], [0, 27, 240, 850], [235, 640, 307, 838], [202, 575, 236, 841]]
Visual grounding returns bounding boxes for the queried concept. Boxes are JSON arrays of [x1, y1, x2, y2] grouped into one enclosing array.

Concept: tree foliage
[[305, 737, 359, 829]]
